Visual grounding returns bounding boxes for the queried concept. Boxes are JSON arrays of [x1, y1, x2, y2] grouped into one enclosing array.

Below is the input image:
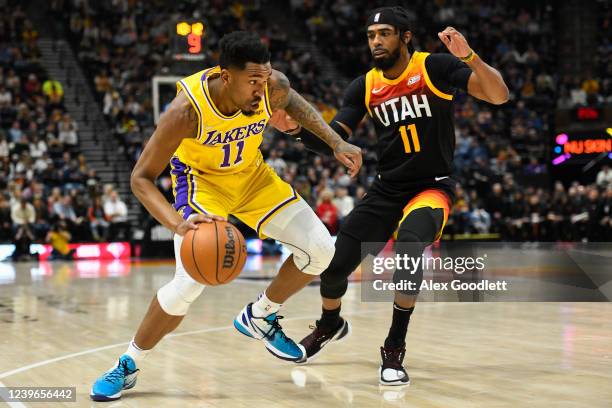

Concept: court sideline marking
[[0, 306, 394, 381]]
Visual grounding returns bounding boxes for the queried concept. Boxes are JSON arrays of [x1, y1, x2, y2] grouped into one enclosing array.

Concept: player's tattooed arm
[[268, 70, 363, 177]]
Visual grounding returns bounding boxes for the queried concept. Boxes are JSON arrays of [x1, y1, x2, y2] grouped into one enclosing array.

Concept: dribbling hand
[[174, 214, 226, 236]]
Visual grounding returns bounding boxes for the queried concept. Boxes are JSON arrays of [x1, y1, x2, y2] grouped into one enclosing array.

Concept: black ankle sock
[[384, 304, 414, 349], [318, 305, 341, 332]]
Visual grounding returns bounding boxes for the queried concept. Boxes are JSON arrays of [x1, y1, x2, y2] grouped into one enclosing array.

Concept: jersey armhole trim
[[263, 83, 273, 118], [421, 55, 454, 101], [365, 71, 373, 116], [177, 80, 204, 140]]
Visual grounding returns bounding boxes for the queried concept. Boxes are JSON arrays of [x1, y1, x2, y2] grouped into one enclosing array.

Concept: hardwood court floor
[[0, 259, 611, 407]]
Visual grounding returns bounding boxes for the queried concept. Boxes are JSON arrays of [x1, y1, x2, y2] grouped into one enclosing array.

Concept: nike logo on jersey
[[435, 176, 449, 181], [372, 86, 387, 94]]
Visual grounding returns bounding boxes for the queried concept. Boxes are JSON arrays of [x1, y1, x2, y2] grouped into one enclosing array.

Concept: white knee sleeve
[[157, 234, 205, 316], [261, 199, 335, 275]]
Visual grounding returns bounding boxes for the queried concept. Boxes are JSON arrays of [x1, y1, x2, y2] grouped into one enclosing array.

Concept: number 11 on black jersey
[[399, 124, 421, 153]]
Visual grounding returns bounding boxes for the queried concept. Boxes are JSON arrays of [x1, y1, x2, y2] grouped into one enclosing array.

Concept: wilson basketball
[[180, 221, 247, 285]]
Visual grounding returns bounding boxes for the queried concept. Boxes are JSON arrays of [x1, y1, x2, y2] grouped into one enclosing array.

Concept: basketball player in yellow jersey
[[90, 31, 362, 402]]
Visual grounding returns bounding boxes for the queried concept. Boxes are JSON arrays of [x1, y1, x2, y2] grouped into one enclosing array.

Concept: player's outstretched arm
[[438, 26, 509, 105], [130, 92, 224, 236], [268, 69, 362, 177]]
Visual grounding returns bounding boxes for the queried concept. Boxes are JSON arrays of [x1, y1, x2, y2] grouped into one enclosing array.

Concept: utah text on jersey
[[365, 51, 452, 127]]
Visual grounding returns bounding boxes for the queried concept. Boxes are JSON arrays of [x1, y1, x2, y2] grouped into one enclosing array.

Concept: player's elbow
[[490, 86, 510, 105], [130, 169, 147, 198]]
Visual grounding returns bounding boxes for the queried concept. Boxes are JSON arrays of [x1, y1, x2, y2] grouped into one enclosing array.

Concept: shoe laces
[[263, 314, 290, 342], [381, 346, 406, 370], [105, 359, 132, 384]]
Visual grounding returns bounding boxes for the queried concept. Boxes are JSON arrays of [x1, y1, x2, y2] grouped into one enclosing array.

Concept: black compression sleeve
[[334, 75, 367, 129], [295, 75, 367, 155], [296, 121, 348, 155]]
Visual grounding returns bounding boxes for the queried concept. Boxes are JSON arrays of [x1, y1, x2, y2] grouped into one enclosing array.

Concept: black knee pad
[[320, 262, 351, 299], [393, 207, 444, 295], [319, 232, 363, 299], [396, 207, 444, 244]]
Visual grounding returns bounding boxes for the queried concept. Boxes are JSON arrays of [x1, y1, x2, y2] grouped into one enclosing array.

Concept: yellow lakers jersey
[[173, 66, 273, 175]]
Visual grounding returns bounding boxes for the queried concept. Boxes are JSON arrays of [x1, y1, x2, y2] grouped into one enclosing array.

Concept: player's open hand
[[175, 214, 226, 236], [438, 27, 472, 60], [334, 140, 362, 178]]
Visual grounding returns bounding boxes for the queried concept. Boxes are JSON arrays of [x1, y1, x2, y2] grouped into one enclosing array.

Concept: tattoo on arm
[[284, 90, 342, 149], [186, 104, 199, 136], [176, 90, 199, 138], [268, 71, 291, 110]]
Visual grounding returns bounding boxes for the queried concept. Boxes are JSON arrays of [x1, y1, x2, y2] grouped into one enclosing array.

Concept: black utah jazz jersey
[[335, 51, 472, 183]]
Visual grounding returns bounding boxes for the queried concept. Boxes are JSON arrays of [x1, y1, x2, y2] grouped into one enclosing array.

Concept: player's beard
[[242, 109, 256, 117], [372, 46, 401, 70]]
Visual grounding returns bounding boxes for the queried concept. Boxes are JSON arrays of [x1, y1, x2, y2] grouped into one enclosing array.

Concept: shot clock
[[172, 20, 206, 61]]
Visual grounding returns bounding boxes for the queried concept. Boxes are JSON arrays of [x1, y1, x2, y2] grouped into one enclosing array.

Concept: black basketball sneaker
[[379, 345, 410, 386], [298, 318, 352, 363]]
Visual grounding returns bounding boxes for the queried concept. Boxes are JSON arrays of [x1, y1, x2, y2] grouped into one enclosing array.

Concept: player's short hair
[[219, 31, 270, 70]]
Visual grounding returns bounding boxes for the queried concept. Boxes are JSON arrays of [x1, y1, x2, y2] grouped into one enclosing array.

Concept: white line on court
[[0, 307, 389, 381], [0, 380, 28, 408]]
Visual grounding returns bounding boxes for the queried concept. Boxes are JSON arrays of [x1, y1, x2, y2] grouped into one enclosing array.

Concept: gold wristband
[[460, 50, 477, 63]]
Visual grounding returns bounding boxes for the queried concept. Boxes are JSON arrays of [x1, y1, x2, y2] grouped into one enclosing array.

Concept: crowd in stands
[[0, 3, 130, 257], [58, 0, 328, 164], [53, 0, 610, 242], [558, 1, 611, 109]]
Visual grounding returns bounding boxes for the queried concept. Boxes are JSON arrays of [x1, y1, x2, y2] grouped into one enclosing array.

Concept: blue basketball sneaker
[[234, 303, 306, 362], [90, 355, 139, 401]]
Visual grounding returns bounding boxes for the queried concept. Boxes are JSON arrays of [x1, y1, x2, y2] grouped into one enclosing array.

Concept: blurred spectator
[[316, 189, 338, 234], [333, 187, 354, 226], [596, 164, 612, 187], [52, 195, 85, 238], [266, 149, 287, 175], [57, 113, 78, 152], [0, 84, 11, 106], [31, 196, 50, 239], [101, 184, 115, 205], [104, 191, 129, 241], [88, 196, 109, 241], [47, 221, 76, 260], [11, 197, 35, 227], [24, 73, 41, 95], [11, 197, 35, 260], [0, 134, 8, 157], [0, 194, 11, 241], [42, 77, 64, 107]]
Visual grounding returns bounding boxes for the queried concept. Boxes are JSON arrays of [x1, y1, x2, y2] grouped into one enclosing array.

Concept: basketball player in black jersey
[[289, 7, 509, 385]]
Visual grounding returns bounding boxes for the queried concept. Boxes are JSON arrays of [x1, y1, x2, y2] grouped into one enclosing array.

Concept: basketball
[[180, 221, 247, 285]]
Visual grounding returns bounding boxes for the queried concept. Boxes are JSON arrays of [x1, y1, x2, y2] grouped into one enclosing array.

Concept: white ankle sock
[[252, 292, 282, 318], [124, 339, 150, 367]]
